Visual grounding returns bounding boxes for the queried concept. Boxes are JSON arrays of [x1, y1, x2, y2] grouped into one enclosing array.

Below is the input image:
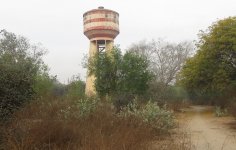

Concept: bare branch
[[128, 39, 195, 85]]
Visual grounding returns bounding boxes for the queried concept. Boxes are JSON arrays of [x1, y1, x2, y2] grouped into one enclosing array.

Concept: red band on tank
[[84, 18, 117, 24], [84, 26, 119, 32], [89, 34, 115, 38]]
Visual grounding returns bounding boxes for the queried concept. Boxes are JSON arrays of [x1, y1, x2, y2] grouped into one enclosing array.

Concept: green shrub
[[76, 97, 98, 117], [57, 97, 98, 120], [88, 46, 153, 98], [0, 30, 46, 120], [65, 75, 85, 99], [120, 100, 175, 131], [215, 106, 228, 117]]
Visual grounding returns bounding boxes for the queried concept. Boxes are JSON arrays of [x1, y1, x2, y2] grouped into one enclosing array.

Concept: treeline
[[0, 30, 184, 149], [88, 39, 193, 110], [178, 17, 236, 113], [1, 17, 235, 120], [0, 16, 235, 149], [87, 16, 236, 114]]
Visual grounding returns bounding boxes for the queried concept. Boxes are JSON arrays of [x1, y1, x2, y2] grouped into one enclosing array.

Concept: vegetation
[[0, 30, 187, 150], [34, 69, 57, 98], [88, 46, 153, 106], [178, 17, 236, 107], [128, 39, 193, 87], [2, 16, 235, 149], [0, 30, 49, 120], [65, 75, 85, 99], [214, 106, 228, 117], [0, 97, 188, 150], [120, 100, 175, 131], [127, 39, 193, 109]]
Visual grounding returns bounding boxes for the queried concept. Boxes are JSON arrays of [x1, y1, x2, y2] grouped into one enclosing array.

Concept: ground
[[180, 106, 236, 150]]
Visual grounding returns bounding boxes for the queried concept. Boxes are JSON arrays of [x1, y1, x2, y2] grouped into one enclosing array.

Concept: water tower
[[83, 6, 120, 96]]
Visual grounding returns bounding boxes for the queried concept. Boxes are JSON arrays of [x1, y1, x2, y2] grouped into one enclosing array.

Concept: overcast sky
[[0, 0, 235, 83]]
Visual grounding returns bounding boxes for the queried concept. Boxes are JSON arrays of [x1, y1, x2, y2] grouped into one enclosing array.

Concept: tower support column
[[85, 40, 114, 96], [85, 41, 97, 96], [105, 40, 114, 53]]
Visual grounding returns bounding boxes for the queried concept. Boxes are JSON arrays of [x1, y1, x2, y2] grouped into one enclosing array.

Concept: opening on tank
[[98, 6, 104, 9], [97, 40, 106, 52]]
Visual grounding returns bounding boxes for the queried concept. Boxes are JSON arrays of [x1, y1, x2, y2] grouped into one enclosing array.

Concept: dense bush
[[88, 46, 153, 98], [178, 17, 236, 106], [128, 39, 193, 106], [65, 75, 85, 100], [120, 100, 175, 131], [34, 71, 58, 98], [0, 30, 46, 120], [147, 83, 189, 110], [58, 97, 98, 119], [1, 98, 156, 150], [0, 97, 184, 150]]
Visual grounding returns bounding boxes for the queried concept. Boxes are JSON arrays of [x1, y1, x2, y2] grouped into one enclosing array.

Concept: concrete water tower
[[83, 6, 119, 96]]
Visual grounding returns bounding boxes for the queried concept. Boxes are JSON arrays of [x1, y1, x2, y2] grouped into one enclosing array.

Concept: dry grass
[[0, 98, 191, 150], [1, 98, 155, 150], [167, 100, 191, 112], [150, 130, 191, 150]]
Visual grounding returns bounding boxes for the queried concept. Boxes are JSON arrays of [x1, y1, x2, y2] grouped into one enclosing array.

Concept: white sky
[[0, 0, 235, 83]]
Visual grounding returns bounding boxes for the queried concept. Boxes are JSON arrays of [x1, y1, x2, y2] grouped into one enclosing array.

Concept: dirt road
[[180, 106, 236, 150]]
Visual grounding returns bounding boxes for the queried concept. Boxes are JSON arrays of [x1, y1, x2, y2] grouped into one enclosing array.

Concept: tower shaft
[[85, 40, 114, 96]]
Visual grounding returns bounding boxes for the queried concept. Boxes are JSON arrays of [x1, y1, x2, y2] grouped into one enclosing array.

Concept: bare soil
[[179, 106, 236, 150]]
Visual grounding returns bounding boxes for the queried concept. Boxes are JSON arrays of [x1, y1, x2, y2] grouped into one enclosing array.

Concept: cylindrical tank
[[83, 6, 119, 41]]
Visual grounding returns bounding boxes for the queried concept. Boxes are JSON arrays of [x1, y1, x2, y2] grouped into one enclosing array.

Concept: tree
[[118, 51, 151, 95], [66, 75, 85, 99], [178, 17, 236, 105], [88, 46, 153, 99], [128, 39, 194, 86], [0, 30, 46, 120], [33, 65, 58, 98], [128, 39, 193, 101]]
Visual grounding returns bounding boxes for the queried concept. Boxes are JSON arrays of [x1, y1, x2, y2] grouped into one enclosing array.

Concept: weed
[[215, 106, 228, 117]]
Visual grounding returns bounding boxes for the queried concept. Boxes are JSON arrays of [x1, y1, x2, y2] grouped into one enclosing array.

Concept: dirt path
[[180, 106, 236, 150]]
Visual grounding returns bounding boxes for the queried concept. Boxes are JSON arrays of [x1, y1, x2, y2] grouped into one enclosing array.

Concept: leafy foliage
[[120, 100, 175, 131], [88, 46, 153, 98], [65, 75, 85, 99], [119, 51, 152, 94], [178, 17, 236, 105], [0, 30, 46, 120], [33, 68, 57, 98], [57, 97, 98, 120], [128, 40, 193, 102]]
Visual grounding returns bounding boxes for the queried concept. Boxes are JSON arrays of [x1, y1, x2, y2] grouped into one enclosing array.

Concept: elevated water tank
[[83, 6, 119, 41]]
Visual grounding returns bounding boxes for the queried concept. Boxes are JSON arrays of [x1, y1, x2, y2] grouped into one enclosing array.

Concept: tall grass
[[0, 97, 191, 150], [1, 98, 155, 150]]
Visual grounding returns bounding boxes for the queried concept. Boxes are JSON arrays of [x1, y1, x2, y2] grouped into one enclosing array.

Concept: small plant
[[120, 100, 175, 131], [76, 97, 98, 117], [58, 97, 98, 119], [215, 106, 228, 117]]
